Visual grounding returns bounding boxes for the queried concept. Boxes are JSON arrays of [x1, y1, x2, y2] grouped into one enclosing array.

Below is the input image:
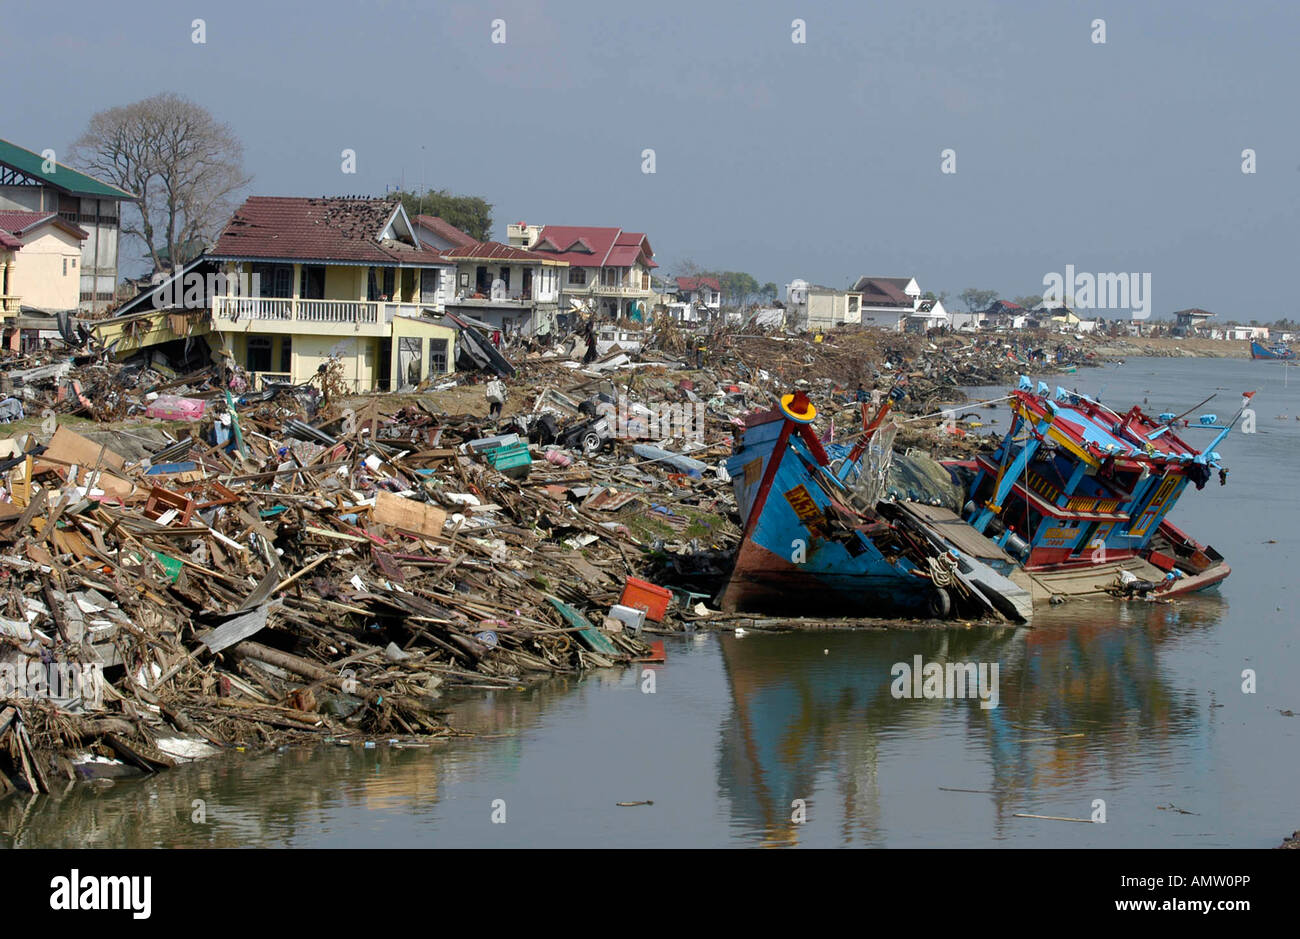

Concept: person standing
[[485, 377, 507, 421]]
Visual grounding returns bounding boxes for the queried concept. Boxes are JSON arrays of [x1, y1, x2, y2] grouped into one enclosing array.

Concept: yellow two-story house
[[208, 196, 459, 391]]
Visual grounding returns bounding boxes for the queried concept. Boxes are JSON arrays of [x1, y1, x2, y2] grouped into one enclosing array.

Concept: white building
[[784, 280, 863, 330]]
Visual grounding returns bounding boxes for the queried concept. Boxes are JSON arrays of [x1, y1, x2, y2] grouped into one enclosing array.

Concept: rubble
[[0, 316, 1118, 793]]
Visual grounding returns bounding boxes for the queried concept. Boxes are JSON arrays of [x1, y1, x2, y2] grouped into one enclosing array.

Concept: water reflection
[[0, 593, 1232, 849], [717, 595, 1223, 845]]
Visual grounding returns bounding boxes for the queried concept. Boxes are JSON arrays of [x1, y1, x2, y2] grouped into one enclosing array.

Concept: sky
[[4, 0, 1298, 318]]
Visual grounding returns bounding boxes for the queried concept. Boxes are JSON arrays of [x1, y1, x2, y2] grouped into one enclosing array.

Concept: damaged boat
[[719, 389, 1034, 623], [945, 377, 1238, 603]]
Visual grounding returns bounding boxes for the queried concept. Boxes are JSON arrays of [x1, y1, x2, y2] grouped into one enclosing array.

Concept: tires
[[581, 431, 602, 454], [926, 588, 952, 619]]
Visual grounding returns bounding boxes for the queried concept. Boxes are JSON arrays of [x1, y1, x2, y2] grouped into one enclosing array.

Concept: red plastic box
[[620, 577, 672, 622]]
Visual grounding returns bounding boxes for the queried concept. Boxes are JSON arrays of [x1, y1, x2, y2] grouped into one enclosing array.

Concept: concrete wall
[[0, 186, 51, 212], [10, 224, 84, 310], [324, 265, 365, 301], [292, 334, 373, 390], [390, 316, 457, 388], [806, 291, 863, 329]]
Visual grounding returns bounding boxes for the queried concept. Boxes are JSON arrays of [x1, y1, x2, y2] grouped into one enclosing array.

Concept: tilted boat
[[945, 377, 1237, 602], [1250, 340, 1295, 360], [719, 389, 1034, 623]]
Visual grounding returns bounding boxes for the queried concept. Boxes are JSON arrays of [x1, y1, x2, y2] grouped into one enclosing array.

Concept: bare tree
[[69, 93, 251, 274]]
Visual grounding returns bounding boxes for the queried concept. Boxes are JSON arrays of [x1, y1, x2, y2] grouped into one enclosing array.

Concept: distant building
[[506, 221, 544, 249], [979, 300, 1026, 330], [0, 137, 135, 315], [668, 275, 722, 324], [1172, 308, 1215, 337], [851, 276, 920, 330], [784, 281, 863, 330], [905, 297, 950, 332], [1226, 325, 1269, 341], [1030, 301, 1083, 331], [0, 210, 88, 314], [530, 225, 657, 321], [429, 224, 568, 337]]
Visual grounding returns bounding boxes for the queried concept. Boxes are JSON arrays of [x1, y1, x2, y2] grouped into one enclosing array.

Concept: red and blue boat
[[946, 377, 1237, 601], [720, 389, 1034, 622]]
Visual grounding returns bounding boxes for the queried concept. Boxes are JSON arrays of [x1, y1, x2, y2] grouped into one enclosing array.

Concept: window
[[397, 337, 423, 387], [420, 269, 441, 302], [247, 336, 272, 372], [254, 263, 294, 298], [300, 265, 325, 300], [368, 267, 396, 301], [568, 267, 586, 285], [429, 338, 448, 374], [279, 337, 292, 373]]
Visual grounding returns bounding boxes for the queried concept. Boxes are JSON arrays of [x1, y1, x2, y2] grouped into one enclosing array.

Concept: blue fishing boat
[[946, 377, 1237, 601], [1250, 340, 1294, 360], [720, 389, 1033, 622]]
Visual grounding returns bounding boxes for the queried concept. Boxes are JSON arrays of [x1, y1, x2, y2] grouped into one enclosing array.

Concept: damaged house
[[202, 196, 460, 391]]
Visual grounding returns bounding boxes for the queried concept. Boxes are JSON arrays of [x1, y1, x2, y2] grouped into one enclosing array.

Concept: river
[[2, 357, 1296, 848]]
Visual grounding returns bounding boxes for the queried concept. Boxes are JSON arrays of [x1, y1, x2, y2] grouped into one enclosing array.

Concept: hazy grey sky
[[5, 0, 1297, 317]]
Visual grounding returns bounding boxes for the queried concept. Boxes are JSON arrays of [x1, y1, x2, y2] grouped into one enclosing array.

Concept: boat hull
[[720, 538, 936, 617], [1251, 340, 1295, 360]]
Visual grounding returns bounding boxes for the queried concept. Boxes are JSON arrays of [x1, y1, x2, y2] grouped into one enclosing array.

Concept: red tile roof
[[0, 210, 88, 241], [533, 225, 656, 268], [441, 240, 565, 264], [677, 276, 720, 292], [211, 197, 450, 265], [413, 214, 479, 249], [0, 229, 21, 250]]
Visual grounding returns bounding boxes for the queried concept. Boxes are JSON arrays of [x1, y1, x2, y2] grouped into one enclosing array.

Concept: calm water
[[3, 358, 1297, 848]]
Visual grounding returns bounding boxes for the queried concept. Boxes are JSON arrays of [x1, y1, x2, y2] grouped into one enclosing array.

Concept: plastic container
[[145, 394, 206, 421], [607, 604, 646, 635], [486, 442, 532, 479], [620, 577, 672, 622]]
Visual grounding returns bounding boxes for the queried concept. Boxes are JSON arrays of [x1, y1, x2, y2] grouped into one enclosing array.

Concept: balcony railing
[[0, 295, 19, 314], [214, 296, 431, 325], [251, 371, 293, 390], [584, 283, 652, 297]]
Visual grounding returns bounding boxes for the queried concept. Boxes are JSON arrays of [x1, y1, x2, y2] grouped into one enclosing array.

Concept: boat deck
[[1022, 557, 1167, 602]]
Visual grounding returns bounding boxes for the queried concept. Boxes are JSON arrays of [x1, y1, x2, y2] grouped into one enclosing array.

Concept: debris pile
[[0, 393, 682, 792], [0, 316, 1115, 792]]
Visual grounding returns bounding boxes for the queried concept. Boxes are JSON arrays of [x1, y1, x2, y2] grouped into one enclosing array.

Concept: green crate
[[485, 442, 532, 478]]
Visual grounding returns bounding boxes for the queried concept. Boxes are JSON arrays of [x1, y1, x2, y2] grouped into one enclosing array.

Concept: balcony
[[581, 283, 653, 298], [0, 295, 19, 315], [213, 296, 432, 330]]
